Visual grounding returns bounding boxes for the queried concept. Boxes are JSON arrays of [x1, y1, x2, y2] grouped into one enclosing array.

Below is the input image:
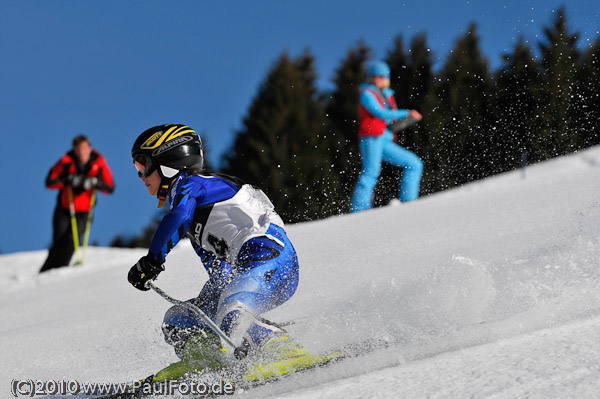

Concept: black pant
[[40, 206, 89, 273]]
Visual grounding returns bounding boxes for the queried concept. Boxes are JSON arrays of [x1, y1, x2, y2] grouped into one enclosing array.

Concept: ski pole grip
[[144, 280, 155, 290]]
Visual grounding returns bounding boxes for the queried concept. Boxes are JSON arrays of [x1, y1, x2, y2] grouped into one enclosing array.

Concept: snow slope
[[3, 147, 600, 398]]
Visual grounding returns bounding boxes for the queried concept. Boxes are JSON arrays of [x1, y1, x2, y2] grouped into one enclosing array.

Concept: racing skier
[[127, 124, 325, 382]]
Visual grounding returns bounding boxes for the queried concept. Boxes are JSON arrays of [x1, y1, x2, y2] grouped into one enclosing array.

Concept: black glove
[[128, 256, 165, 291], [66, 173, 82, 186], [83, 176, 99, 190], [388, 114, 419, 133], [67, 174, 87, 194], [66, 174, 98, 194]]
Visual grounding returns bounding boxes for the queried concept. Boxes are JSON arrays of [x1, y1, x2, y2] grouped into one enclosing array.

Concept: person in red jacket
[[40, 135, 115, 272]]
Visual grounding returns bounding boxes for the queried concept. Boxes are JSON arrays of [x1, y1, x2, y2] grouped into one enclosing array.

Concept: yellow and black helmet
[[131, 124, 204, 180]]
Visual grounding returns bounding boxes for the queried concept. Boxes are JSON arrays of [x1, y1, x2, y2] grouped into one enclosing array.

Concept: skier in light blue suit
[[351, 61, 424, 212]]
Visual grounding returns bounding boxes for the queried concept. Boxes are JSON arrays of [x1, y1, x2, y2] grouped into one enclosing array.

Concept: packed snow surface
[[3, 147, 600, 398]]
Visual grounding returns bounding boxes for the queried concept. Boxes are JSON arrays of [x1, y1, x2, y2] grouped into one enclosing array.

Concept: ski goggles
[[133, 154, 155, 178]]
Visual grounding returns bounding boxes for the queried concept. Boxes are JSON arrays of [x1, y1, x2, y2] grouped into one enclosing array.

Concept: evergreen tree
[[428, 23, 496, 188], [537, 7, 581, 158], [405, 34, 436, 194], [221, 51, 341, 222], [573, 37, 600, 148], [493, 38, 543, 170], [387, 36, 413, 105]]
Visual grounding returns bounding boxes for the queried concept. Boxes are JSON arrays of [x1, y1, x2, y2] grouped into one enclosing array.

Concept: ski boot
[[153, 332, 227, 381], [244, 333, 337, 381]]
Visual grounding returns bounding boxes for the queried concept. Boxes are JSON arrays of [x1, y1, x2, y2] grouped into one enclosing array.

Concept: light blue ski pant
[[351, 130, 423, 212]]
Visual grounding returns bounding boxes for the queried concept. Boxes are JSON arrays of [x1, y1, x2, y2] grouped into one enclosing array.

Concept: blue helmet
[[368, 61, 390, 79]]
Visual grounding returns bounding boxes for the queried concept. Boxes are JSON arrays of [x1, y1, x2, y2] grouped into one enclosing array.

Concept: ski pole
[[77, 188, 96, 265], [67, 186, 81, 264], [146, 281, 237, 350]]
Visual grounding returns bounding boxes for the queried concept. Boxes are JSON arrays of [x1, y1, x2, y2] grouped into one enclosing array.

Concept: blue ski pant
[[162, 224, 299, 349], [351, 130, 423, 212]]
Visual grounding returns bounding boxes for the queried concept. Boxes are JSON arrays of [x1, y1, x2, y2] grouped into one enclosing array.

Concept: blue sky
[[1, 0, 598, 255]]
